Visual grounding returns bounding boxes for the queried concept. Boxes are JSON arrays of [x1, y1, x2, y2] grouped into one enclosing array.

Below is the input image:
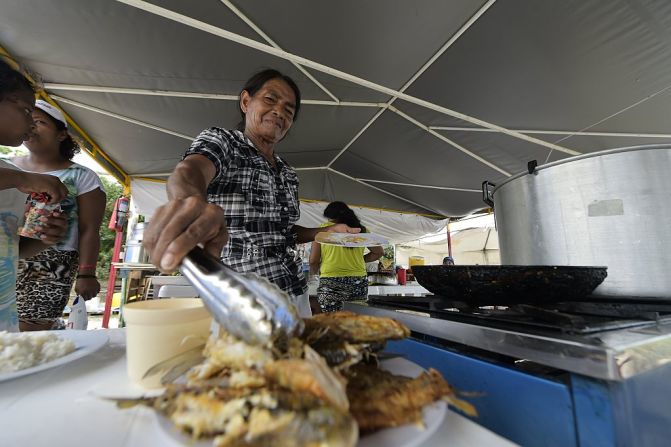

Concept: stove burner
[[367, 295, 671, 335]]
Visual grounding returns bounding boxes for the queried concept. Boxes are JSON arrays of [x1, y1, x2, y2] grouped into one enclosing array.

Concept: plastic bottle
[[67, 296, 88, 330]]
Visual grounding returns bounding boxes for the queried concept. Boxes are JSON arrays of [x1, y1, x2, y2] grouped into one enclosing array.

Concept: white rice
[[0, 331, 76, 373]]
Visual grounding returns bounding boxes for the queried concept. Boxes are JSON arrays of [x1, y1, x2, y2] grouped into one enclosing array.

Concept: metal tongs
[[180, 246, 304, 345]]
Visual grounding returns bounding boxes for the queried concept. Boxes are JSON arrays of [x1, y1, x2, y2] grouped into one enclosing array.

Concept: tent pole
[[113, 0, 579, 156], [43, 83, 383, 107], [327, 0, 499, 167], [359, 178, 480, 193], [51, 95, 195, 141], [327, 168, 431, 211], [483, 227, 492, 253], [429, 126, 671, 139], [447, 222, 453, 258], [389, 105, 510, 176], [219, 0, 339, 102], [102, 230, 124, 328]]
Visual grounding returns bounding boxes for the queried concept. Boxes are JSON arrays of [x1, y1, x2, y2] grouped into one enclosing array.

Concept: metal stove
[[346, 295, 671, 447], [368, 295, 671, 335]]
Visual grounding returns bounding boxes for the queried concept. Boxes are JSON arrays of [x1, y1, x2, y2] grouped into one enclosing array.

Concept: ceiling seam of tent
[[429, 126, 671, 139], [357, 178, 481, 193], [128, 177, 446, 218], [95, 98, 502, 197], [50, 95, 196, 141], [42, 83, 384, 107], [551, 82, 671, 145], [540, 82, 671, 163], [219, 0, 339, 103], [326, 107, 387, 168], [112, 0, 579, 155], [388, 105, 511, 176], [132, 167, 479, 195], [0, 45, 130, 189], [326, 0, 498, 168], [301, 166, 481, 193], [326, 167, 439, 215], [44, 84, 239, 100], [297, 198, 446, 219]]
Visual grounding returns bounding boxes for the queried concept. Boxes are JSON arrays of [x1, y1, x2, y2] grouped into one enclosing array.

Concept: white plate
[[315, 232, 390, 247], [357, 357, 446, 447], [0, 330, 109, 382], [155, 357, 446, 447]]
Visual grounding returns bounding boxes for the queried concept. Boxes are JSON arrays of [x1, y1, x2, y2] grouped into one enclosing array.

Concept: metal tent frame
[[3, 0, 671, 216]]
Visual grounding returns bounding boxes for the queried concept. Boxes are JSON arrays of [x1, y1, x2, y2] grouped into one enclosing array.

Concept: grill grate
[[367, 295, 671, 335]]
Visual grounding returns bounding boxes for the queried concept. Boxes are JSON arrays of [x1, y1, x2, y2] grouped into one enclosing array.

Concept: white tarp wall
[[130, 178, 166, 218], [130, 179, 447, 244], [397, 228, 500, 267], [397, 214, 500, 266], [130, 178, 502, 267], [296, 200, 446, 243]]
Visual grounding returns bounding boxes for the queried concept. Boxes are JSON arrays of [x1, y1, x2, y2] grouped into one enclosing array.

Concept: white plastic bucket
[[123, 298, 211, 388]]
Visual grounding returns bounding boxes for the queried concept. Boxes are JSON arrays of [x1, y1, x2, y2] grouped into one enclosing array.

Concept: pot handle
[[482, 181, 495, 207], [528, 160, 538, 174]]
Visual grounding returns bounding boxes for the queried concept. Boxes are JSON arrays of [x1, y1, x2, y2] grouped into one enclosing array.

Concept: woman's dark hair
[[40, 111, 81, 160], [236, 69, 301, 132], [0, 59, 34, 100], [324, 201, 366, 232]]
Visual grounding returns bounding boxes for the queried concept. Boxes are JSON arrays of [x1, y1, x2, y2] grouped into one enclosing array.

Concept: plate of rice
[[0, 330, 109, 382]]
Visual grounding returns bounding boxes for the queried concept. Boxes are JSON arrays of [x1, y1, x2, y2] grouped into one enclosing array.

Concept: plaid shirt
[[183, 128, 306, 297]]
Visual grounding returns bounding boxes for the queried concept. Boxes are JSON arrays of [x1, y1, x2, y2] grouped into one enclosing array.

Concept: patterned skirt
[[317, 276, 368, 313], [16, 247, 79, 322]]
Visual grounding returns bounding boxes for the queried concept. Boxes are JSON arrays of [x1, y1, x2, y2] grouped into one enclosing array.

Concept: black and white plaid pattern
[[183, 128, 306, 297], [317, 276, 368, 312]]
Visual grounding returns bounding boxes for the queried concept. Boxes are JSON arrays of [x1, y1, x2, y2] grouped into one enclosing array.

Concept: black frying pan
[[412, 265, 607, 306]]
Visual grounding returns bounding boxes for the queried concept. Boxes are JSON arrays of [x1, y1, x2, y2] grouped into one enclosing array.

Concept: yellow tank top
[[318, 223, 366, 278]]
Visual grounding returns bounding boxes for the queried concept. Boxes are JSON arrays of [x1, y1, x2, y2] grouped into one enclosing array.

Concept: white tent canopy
[[397, 214, 499, 265], [130, 178, 447, 244], [3, 1, 671, 218]]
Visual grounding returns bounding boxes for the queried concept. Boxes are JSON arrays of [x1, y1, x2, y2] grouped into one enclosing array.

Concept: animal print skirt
[[317, 276, 368, 313], [16, 247, 78, 322]]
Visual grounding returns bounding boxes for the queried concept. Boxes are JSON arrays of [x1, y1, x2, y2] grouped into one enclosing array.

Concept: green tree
[[97, 175, 123, 283]]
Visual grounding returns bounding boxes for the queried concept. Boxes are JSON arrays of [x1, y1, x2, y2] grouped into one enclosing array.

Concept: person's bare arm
[[293, 224, 361, 244], [166, 154, 215, 201], [0, 168, 67, 203], [75, 188, 107, 300], [364, 245, 384, 262], [143, 155, 228, 272], [309, 241, 321, 275]]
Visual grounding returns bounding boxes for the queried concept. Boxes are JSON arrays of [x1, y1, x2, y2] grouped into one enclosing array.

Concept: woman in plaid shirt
[[143, 69, 358, 316]]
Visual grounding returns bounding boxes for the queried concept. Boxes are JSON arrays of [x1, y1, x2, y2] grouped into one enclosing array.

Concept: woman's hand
[[143, 195, 229, 273], [38, 212, 68, 244], [18, 212, 68, 258], [325, 223, 361, 234], [17, 172, 68, 203], [75, 277, 101, 300], [294, 224, 361, 244]]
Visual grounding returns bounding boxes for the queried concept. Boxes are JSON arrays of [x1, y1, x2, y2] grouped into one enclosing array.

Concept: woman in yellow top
[[309, 202, 383, 312]]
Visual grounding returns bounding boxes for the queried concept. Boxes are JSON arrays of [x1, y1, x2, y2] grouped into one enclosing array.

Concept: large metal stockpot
[[482, 144, 671, 299]]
